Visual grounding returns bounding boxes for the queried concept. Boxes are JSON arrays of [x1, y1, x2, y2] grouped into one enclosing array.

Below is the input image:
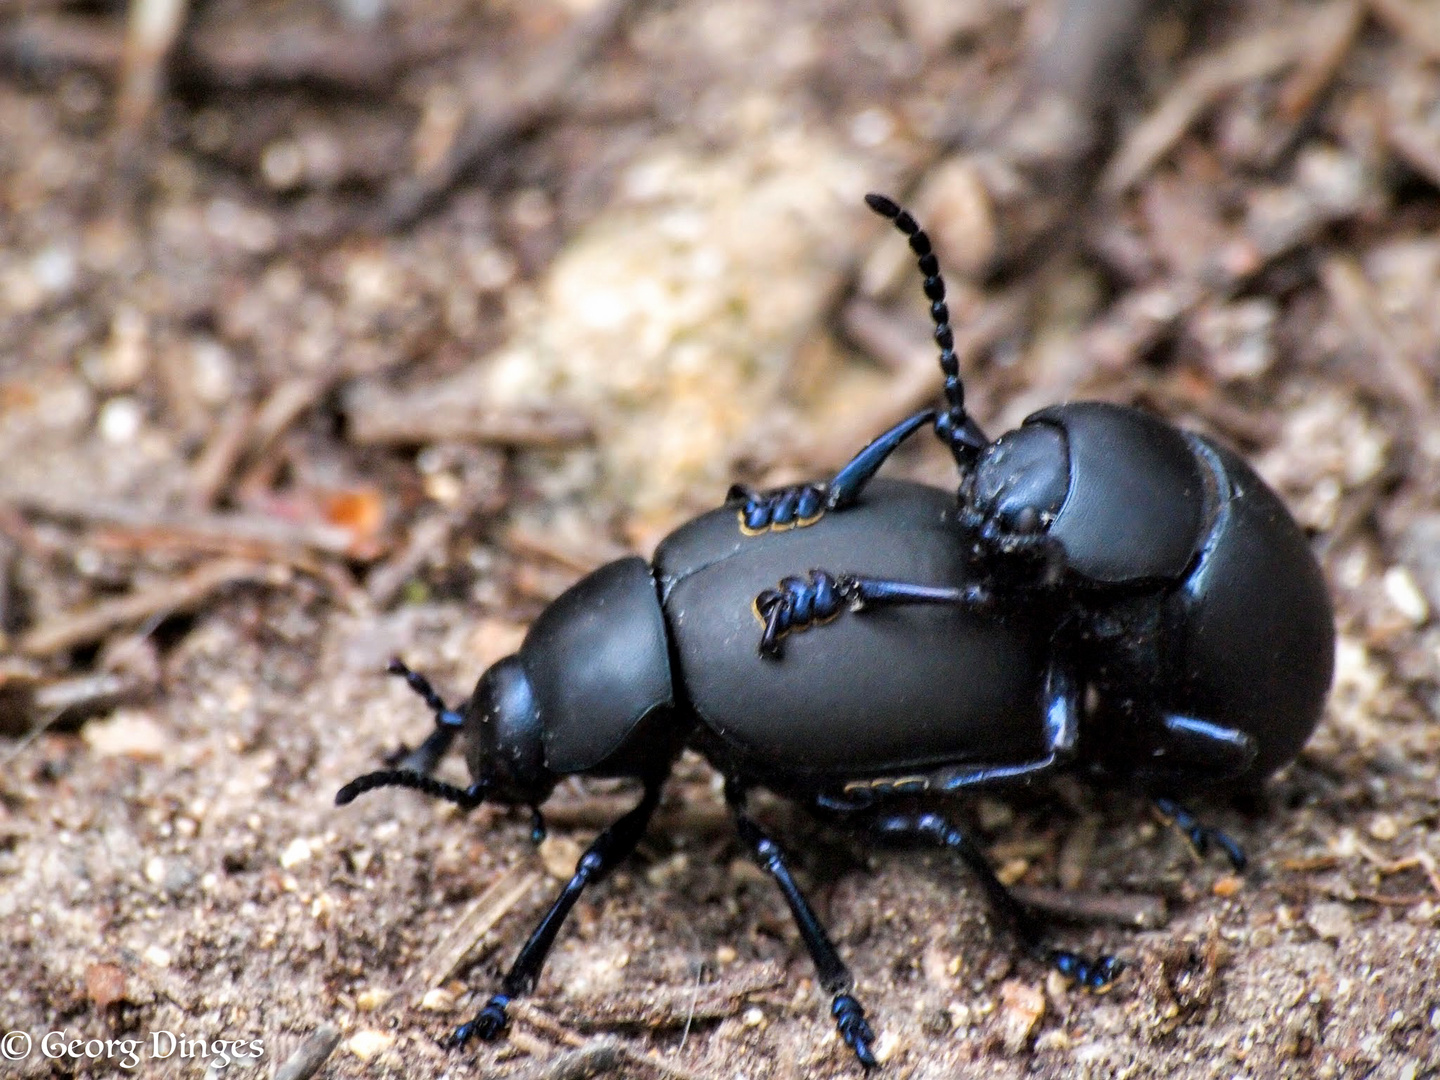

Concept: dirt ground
[[2, 0, 1440, 1077]]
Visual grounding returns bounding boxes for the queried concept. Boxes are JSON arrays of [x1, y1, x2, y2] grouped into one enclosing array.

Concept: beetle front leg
[[730, 410, 935, 533], [451, 779, 664, 1048], [868, 810, 1122, 991], [727, 782, 878, 1069]]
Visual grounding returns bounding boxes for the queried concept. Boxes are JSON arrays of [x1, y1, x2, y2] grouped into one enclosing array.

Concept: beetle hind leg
[[868, 809, 1123, 991], [727, 782, 879, 1068]]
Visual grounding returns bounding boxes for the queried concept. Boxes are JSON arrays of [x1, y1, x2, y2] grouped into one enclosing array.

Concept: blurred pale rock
[[481, 139, 868, 524]]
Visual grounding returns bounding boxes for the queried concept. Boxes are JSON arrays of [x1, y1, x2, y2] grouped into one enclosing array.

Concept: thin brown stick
[[1010, 886, 1168, 929], [510, 1002, 717, 1080], [115, 0, 189, 135], [18, 494, 359, 558], [1368, 0, 1440, 60], [374, 0, 647, 229], [17, 559, 276, 657], [412, 868, 541, 992], [1319, 257, 1433, 418], [343, 380, 593, 449], [187, 399, 257, 510], [1277, 0, 1364, 122], [504, 1040, 624, 1080], [1101, 24, 1318, 195], [504, 525, 633, 578], [272, 1024, 342, 1080]]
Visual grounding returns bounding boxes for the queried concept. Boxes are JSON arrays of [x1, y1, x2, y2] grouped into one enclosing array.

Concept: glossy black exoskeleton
[[337, 195, 1334, 1070]]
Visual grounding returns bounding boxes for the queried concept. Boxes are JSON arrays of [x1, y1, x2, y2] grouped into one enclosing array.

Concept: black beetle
[[337, 194, 1334, 1069]]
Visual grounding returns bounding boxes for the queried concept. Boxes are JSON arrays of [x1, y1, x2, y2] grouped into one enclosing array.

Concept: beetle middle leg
[[726, 781, 879, 1068], [451, 777, 665, 1047], [867, 808, 1122, 990]]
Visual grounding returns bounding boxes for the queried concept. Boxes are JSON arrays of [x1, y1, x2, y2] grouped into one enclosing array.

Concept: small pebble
[[1213, 875, 1244, 898], [280, 838, 314, 869], [98, 397, 142, 443], [143, 945, 172, 968], [82, 711, 167, 760], [539, 835, 584, 879], [345, 1030, 394, 1062], [1383, 567, 1429, 626], [85, 963, 128, 1010], [742, 1006, 765, 1028], [420, 987, 456, 1012], [1305, 901, 1353, 942], [871, 1029, 902, 1064], [1368, 814, 1400, 842], [355, 988, 392, 1012], [998, 980, 1045, 1054]]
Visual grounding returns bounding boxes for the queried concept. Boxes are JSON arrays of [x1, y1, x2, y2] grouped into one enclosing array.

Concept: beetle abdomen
[[654, 480, 1051, 784]]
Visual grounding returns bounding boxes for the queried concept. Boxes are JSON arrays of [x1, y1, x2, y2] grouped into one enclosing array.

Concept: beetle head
[[462, 655, 556, 806], [969, 420, 1070, 538]]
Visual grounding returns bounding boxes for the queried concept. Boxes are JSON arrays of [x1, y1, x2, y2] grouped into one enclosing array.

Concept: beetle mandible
[[337, 193, 1334, 1069]]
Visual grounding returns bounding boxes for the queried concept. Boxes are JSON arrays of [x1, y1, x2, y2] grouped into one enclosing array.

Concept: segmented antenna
[[335, 769, 487, 808], [864, 193, 988, 463]]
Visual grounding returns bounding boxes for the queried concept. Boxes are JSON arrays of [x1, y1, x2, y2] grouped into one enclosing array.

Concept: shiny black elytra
[[337, 194, 1334, 1069]]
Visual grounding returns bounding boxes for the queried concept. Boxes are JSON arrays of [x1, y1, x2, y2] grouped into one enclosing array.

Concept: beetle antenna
[[389, 658, 464, 730], [865, 193, 988, 466], [335, 769, 488, 808]]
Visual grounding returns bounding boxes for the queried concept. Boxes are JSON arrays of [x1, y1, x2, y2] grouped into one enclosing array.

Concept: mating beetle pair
[[337, 194, 1334, 1068]]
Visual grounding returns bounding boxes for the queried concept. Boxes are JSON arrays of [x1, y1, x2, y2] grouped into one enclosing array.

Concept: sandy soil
[[2, 0, 1439, 1077]]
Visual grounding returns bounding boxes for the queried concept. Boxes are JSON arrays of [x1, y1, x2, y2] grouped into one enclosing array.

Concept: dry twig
[[344, 379, 593, 449], [272, 1024, 342, 1080], [411, 868, 541, 992], [1368, 0, 1440, 60], [1101, 23, 1321, 195], [1011, 886, 1168, 929], [375, 0, 647, 229], [17, 559, 276, 657]]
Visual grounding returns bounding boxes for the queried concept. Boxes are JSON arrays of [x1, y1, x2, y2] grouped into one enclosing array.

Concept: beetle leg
[[726, 782, 878, 1069], [751, 571, 997, 657], [1153, 798, 1248, 872], [730, 410, 935, 533], [450, 778, 665, 1049], [868, 810, 1122, 991]]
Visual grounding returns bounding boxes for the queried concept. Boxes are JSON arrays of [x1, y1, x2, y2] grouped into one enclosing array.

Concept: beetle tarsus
[[832, 993, 878, 1068], [728, 785, 881, 1065], [754, 571, 846, 657], [1050, 949, 1124, 990], [451, 994, 510, 1046], [1154, 799, 1248, 872]]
